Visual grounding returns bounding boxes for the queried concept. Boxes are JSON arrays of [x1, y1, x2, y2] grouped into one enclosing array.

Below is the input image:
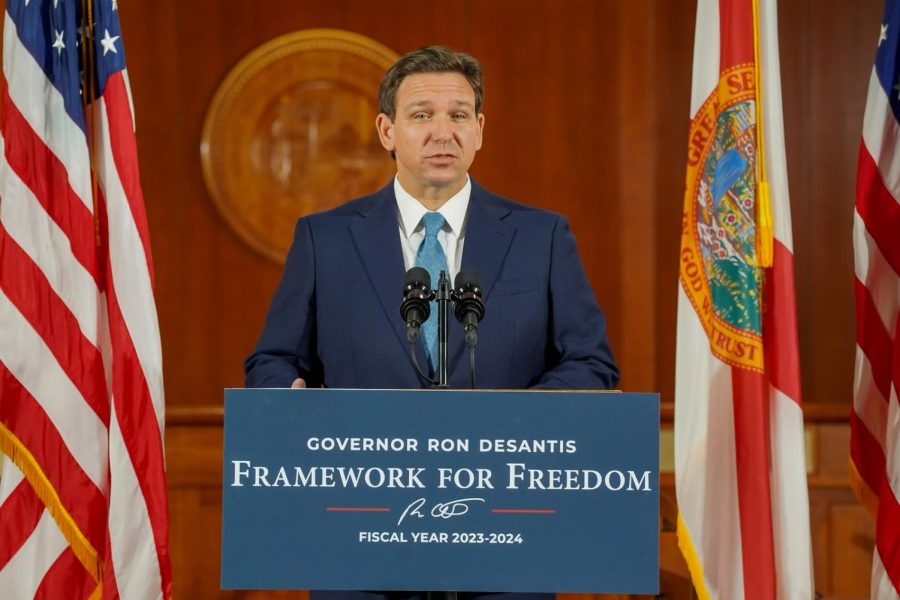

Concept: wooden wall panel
[[649, 0, 696, 403], [614, 0, 658, 391], [779, 0, 882, 403], [110, 0, 884, 597], [809, 424, 875, 598]]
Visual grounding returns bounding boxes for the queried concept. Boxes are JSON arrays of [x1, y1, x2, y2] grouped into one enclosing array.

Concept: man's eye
[[412, 113, 430, 120], [453, 113, 469, 120]]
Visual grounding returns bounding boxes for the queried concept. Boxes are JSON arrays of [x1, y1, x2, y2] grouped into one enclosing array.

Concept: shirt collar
[[395, 176, 471, 239]]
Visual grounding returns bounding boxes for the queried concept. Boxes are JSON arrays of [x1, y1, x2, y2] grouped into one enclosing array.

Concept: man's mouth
[[426, 154, 457, 164]]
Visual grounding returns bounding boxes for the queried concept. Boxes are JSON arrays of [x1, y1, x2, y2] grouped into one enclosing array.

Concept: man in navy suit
[[245, 45, 617, 392], [244, 46, 618, 599]]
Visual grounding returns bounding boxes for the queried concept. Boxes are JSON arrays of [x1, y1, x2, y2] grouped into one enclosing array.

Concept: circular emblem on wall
[[201, 29, 400, 263]]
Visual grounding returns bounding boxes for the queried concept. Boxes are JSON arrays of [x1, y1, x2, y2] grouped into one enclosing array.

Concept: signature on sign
[[397, 497, 485, 526]]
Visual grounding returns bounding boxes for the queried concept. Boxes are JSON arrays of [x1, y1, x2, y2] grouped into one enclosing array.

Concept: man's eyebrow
[[402, 99, 475, 111]]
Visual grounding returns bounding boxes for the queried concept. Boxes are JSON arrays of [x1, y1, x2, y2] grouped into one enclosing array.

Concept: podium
[[221, 388, 659, 594]]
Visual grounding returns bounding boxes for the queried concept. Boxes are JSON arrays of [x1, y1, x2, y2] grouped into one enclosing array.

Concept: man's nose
[[431, 117, 453, 143]]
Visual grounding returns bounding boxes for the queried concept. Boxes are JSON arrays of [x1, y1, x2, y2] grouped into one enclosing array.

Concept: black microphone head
[[406, 267, 431, 289], [401, 267, 432, 327], [453, 269, 485, 325], [454, 269, 480, 291]]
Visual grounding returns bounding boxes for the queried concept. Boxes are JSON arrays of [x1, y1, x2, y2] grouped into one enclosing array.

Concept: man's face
[[376, 72, 485, 202]]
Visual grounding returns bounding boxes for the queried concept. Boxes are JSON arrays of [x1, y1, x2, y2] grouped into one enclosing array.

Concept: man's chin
[[396, 167, 468, 198], [426, 179, 467, 196], [421, 168, 466, 187]]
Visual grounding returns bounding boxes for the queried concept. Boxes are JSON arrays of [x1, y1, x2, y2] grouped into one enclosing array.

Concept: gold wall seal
[[201, 29, 399, 263]]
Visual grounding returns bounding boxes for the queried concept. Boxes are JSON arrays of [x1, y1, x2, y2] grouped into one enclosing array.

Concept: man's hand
[[291, 378, 306, 389]]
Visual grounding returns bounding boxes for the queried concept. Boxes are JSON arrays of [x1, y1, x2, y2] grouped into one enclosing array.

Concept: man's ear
[[475, 112, 485, 151], [375, 113, 395, 152]]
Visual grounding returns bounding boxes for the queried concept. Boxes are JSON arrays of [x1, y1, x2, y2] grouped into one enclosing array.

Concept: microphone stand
[[436, 270, 450, 388], [431, 272, 456, 600]]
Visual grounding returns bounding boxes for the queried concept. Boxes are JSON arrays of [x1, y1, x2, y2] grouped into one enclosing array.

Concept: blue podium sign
[[221, 389, 659, 594]]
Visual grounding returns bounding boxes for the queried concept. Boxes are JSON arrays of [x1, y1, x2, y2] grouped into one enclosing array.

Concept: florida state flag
[[675, 0, 814, 597]]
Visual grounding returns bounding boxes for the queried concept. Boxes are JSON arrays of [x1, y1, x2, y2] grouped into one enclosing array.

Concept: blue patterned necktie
[[415, 212, 449, 367]]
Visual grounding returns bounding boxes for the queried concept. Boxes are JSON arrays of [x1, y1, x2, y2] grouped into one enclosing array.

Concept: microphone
[[453, 269, 485, 348], [401, 267, 433, 344]]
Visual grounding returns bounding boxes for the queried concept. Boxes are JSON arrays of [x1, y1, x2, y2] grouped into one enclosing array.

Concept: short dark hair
[[378, 46, 484, 120]]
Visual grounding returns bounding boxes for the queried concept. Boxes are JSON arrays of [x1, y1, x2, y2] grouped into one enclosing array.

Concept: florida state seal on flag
[[675, 0, 814, 598]]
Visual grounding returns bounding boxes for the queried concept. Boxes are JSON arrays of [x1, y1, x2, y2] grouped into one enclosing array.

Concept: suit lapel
[[348, 184, 414, 362], [450, 182, 516, 373]]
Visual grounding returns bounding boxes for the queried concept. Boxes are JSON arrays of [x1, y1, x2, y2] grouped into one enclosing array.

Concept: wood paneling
[[780, 0, 882, 404], [651, 1, 696, 408], [113, 0, 883, 597]]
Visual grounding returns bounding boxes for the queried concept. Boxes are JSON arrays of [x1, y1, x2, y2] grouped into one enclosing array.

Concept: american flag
[[852, 2, 900, 598], [0, 0, 171, 598]]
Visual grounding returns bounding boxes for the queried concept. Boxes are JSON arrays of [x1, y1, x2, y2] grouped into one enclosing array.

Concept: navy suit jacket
[[244, 180, 618, 390]]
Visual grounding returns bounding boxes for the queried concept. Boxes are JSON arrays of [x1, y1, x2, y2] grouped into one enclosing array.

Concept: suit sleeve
[[243, 217, 321, 388], [532, 216, 620, 390]]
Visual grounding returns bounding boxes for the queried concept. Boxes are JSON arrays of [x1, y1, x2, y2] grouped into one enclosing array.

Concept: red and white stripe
[[675, 1, 813, 598], [0, 8, 171, 600], [758, 0, 814, 594], [852, 63, 900, 600]]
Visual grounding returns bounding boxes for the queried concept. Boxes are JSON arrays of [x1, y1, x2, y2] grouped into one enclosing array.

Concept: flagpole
[[81, 0, 101, 251], [80, 2, 106, 596]]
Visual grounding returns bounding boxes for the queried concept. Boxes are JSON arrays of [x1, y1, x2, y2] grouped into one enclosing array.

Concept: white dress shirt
[[394, 176, 470, 282]]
